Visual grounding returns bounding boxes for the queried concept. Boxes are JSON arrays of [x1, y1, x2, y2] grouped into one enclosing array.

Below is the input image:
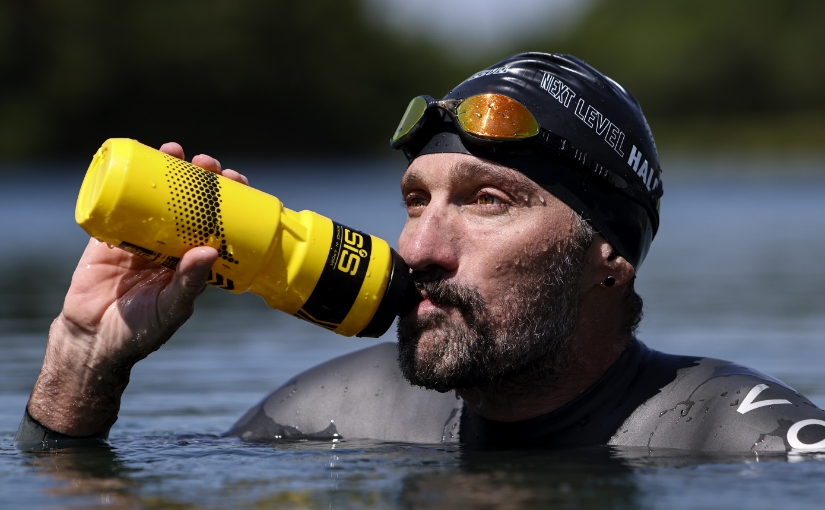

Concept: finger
[[158, 247, 219, 325], [160, 142, 185, 160], [175, 246, 219, 295], [221, 169, 249, 186], [191, 154, 222, 175]]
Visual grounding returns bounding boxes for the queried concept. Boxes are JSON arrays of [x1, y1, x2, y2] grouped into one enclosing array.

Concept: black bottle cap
[[356, 249, 420, 338]]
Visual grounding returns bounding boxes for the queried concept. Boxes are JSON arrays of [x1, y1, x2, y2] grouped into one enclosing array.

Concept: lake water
[[1, 156, 824, 509]]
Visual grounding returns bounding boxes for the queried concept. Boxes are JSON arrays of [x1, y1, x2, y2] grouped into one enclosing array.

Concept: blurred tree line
[[0, 0, 474, 159], [2, 0, 825, 159], [520, 0, 825, 151]]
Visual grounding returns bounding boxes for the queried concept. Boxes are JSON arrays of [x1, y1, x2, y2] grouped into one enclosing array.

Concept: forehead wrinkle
[[401, 156, 539, 198], [451, 158, 537, 197]]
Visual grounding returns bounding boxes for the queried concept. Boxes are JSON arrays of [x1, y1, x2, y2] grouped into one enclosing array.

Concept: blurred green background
[[1, 0, 824, 160]]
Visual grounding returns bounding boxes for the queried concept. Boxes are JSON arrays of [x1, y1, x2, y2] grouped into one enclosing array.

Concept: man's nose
[[398, 206, 459, 274]]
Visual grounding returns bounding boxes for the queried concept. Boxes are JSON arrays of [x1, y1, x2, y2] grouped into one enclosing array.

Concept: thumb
[[176, 247, 219, 295], [159, 247, 219, 325]]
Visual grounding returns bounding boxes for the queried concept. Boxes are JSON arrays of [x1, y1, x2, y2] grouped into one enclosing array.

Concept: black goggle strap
[[532, 128, 661, 220]]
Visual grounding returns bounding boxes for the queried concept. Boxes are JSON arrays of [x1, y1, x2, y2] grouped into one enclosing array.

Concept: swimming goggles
[[390, 93, 637, 195]]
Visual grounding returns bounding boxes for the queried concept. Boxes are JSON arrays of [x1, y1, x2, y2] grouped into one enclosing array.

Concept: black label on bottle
[[119, 241, 181, 269], [295, 222, 372, 330], [118, 241, 235, 290]]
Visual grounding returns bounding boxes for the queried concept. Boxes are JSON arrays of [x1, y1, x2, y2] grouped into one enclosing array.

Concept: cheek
[[465, 207, 576, 293], [461, 227, 557, 295]]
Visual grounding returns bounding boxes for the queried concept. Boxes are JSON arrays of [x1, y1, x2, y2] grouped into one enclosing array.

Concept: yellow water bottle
[[75, 138, 417, 337]]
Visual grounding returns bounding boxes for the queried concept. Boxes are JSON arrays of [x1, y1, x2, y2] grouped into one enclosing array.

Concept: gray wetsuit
[[227, 339, 825, 453], [16, 340, 825, 453]]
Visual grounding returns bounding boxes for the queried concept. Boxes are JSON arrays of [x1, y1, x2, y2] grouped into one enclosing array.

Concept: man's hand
[[27, 143, 248, 437]]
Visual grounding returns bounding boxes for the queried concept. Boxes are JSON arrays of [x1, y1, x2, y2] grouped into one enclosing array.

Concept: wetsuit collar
[[462, 339, 648, 447]]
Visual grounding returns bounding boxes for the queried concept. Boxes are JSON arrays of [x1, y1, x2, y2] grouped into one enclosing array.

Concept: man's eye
[[477, 194, 499, 205], [406, 196, 427, 208]]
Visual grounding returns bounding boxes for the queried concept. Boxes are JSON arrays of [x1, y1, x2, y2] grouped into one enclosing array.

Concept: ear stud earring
[[603, 276, 616, 287]]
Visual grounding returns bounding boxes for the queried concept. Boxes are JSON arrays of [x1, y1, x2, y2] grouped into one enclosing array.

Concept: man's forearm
[[26, 316, 132, 437]]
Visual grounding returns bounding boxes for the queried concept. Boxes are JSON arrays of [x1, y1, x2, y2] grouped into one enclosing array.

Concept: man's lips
[[410, 288, 458, 317], [414, 298, 437, 315], [405, 277, 475, 321], [415, 288, 437, 313]]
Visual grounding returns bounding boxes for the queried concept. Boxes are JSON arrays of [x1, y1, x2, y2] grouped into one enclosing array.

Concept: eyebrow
[[401, 158, 537, 197]]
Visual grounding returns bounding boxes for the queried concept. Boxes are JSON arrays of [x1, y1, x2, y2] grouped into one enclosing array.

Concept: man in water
[[16, 53, 825, 452]]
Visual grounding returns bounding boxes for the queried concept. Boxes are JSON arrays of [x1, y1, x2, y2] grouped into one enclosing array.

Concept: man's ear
[[582, 234, 635, 290]]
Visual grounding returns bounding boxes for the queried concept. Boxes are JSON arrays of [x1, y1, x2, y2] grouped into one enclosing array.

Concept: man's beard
[[396, 220, 592, 393]]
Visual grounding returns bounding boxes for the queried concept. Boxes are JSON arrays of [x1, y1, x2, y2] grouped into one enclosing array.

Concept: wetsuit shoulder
[[227, 342, 463, 443], [609, 354, 825, 453]]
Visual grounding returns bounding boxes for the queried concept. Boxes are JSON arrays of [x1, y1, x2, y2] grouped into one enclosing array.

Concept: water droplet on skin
[[86, 264, 91, 269]]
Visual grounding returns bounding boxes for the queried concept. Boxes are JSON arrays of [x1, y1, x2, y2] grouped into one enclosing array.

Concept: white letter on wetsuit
[[736, 384, 792, 414], [788, 419, 825, 451]]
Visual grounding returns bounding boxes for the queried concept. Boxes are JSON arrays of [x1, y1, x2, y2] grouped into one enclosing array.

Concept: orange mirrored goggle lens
[[455, 94, 540, 140]]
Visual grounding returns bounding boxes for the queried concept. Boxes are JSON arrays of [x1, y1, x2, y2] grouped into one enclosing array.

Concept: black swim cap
[[395, 53, 662, 269]]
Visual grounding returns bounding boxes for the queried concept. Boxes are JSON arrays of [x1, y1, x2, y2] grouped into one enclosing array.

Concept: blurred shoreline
[[3, 0, 825, 159]]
